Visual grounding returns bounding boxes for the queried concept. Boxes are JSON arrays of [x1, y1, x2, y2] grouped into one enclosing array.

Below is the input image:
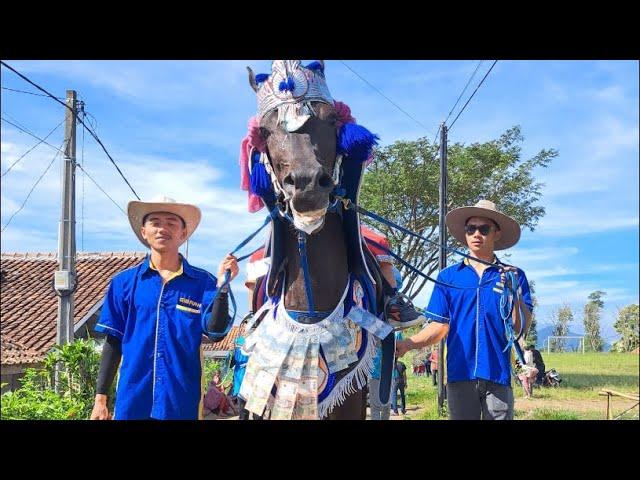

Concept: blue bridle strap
[[297, 231, 318, 317], [202, 208, 278, 337]]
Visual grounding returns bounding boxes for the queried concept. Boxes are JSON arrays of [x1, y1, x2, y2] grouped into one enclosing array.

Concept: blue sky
[[1, 60, 638, 342]]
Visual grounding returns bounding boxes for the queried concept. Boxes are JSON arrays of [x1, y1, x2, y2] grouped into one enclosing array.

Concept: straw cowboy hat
[[127, 195, 201, 248], [445, 199, 521, 250]]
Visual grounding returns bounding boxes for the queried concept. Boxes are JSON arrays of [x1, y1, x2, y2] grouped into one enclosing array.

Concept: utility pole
[[54, 90, 78, 353], [437, 123, 448, 415]]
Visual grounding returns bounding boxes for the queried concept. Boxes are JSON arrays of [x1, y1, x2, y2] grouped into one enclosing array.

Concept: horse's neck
[[283, 213, 349, 312]]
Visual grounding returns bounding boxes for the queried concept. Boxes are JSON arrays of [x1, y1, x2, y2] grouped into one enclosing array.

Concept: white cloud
[[541, 77, 569, 103], [1, 134, 264, 257], [587, 116, 639, 161], [508, 246, 579, 264], [590, 85, 626, 103], [535, 282, 633, 306], [0, 225, 58, 252], [11, 60, 256, 111], [540, 116, 639, 198], [536, 204, 638, 236]]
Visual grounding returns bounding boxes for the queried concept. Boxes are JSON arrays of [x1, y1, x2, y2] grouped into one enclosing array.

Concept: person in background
[[429, 348, 439, 387], [516, 344, 539, 399], [391, 358, 407, 416]]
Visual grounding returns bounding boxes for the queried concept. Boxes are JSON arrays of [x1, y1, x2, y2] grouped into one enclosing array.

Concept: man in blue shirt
[[396, 200, 532, 420], [90, 196, 239, 420]]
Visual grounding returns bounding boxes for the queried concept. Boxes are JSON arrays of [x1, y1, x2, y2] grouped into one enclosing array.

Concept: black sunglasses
[[464, 223, 494, 236]]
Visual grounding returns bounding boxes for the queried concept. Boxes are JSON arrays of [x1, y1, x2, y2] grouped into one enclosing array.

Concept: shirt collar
[[459, 254, 502, 270], [140, 254, 196, 280], [180, 255, 199, 279]]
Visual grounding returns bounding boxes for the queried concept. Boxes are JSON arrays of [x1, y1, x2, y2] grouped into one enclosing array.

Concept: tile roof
[[0, 338, 42, 366], [202, 325, 246, 353], [1, 252, 146, 366]]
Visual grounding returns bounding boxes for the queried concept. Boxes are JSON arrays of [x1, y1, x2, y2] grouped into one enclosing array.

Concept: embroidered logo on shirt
[[177, 297, 202, 313]]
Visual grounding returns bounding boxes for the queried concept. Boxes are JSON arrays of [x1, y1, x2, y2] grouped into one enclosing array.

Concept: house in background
[[1, 252, 146, 392], [1, 252, 247, 392], [202, 326, 246, 360]]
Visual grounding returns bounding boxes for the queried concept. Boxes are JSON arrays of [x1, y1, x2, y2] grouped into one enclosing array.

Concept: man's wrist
[[95, 393, 108, 404]]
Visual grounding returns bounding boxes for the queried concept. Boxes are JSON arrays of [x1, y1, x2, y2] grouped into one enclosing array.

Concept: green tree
[[613, 304, 639, 352], [525, 280, 538, 346], [583, 290, 606, 352], [550, 304, 573, 352], [360, 126, 557, 299]]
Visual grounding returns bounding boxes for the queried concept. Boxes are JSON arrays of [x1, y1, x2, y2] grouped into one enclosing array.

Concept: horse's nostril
[[283, 173, 295, 187], [317, 173, 333, 189]]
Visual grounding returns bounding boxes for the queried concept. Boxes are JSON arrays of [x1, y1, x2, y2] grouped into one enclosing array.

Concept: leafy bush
[[1, 339, 102, 420]]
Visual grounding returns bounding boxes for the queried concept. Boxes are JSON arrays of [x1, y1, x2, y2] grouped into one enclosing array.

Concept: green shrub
[[1, 339, 102, 420]]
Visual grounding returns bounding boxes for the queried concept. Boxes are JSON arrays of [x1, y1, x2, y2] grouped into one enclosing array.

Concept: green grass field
[[400, 352, 639, 420]]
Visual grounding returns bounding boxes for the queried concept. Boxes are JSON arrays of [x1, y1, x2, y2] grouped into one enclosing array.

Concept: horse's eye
[[259, 127, 271, 139]]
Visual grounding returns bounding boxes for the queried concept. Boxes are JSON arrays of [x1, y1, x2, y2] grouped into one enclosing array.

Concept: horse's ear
[[247, 66, 259, 92]]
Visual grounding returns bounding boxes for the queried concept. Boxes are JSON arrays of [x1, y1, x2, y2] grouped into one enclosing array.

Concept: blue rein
[[340, 198, 496, 267], [363, 236, 496, 291], [202, 208, 277, 337], [499, 270, 526, 364], [336, 195, 528, 362]]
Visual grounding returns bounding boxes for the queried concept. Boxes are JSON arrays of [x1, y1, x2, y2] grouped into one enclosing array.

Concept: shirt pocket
[[173, 304, 203, 348]]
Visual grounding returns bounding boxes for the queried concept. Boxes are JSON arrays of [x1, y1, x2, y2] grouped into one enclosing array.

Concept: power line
[[84, 110, 98, 131], [1, 85, 66, 100], [1, 116, 65, 154], [448, 60, 499, 132], [430, 61, 484, 158], [73, 159, 127, 216], [1, 142, 63, 233], [339, 60, 436, 137], [1, 61, 141, 200], [2, 111, 33, 132], [78, 92, 98, 131], [1, 114, 127, 215], [1, 119, 64, 177], [78, 121, 140, 199], [80, 105, 86, 251], [443, 60, 484, 126]]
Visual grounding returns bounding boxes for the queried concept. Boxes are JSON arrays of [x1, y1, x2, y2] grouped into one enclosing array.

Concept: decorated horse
[[236, 60, 398, 419]]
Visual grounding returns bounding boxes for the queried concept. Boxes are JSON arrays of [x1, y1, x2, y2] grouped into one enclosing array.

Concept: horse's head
[[259, 100, 338, 230], [243, 60, 378, 235], [247, 60, 339, 234]]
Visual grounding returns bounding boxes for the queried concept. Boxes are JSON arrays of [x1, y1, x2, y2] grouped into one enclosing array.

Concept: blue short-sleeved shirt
[[424, 258, 533, 386], [95, 254, 224, 420]]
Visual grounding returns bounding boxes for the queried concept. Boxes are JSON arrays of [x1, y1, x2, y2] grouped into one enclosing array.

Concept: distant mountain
[[534, 326, 612, 352]]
